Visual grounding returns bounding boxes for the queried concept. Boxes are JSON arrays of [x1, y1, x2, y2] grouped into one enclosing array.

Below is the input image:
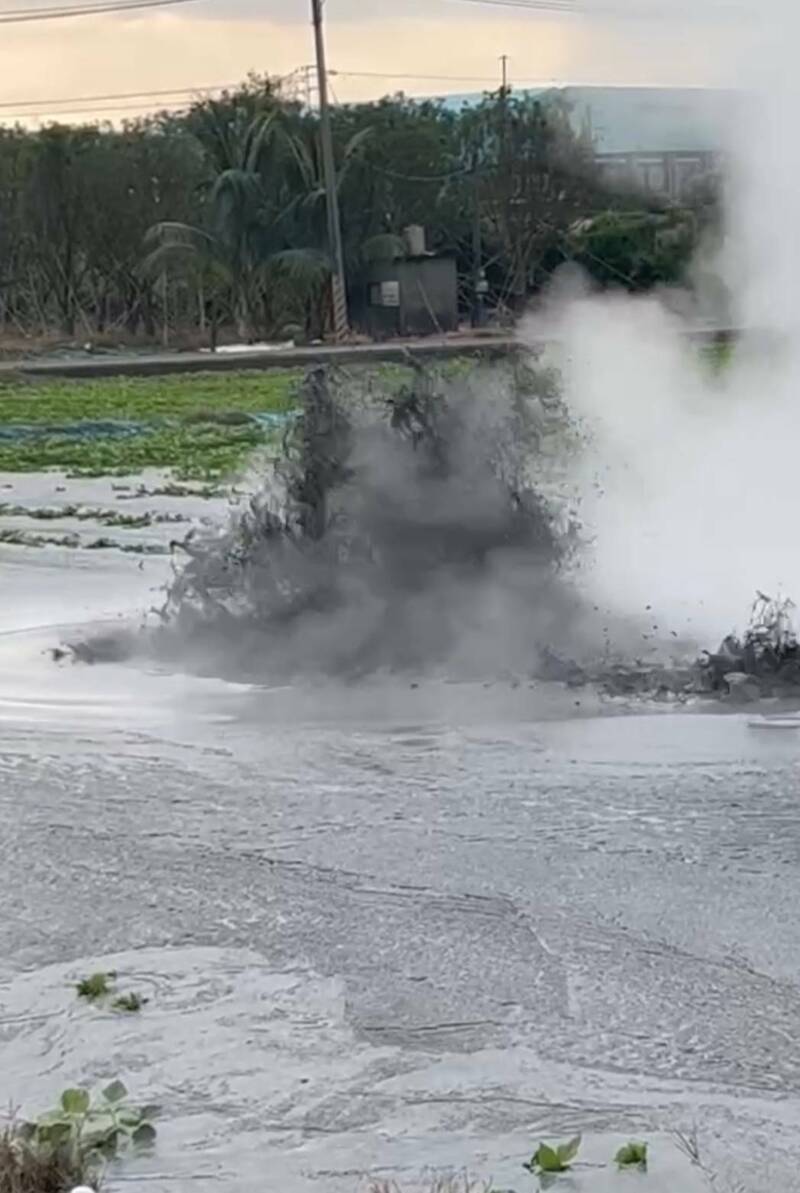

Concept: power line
[[0, 67, 575, 123], [0, 81, 237, 110], [447, 0, 578, 11], [1, 99, 204, 118], [0, 72, 559, 113], [0, 0, 198, 24], [332, 69, 510, 83]]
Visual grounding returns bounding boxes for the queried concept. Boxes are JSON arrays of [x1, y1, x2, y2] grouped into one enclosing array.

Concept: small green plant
[[18, 1081, 157, 1181], [75, 971, 148, 1013], [76, 972, 116, 1002], [112, 992, 148, 1014], [523, 1136, 581, 1174], [615, 1141, 648, 1170]]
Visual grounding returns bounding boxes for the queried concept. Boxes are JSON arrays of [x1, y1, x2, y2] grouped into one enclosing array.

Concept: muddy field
[[2, 363, 800, 1193]]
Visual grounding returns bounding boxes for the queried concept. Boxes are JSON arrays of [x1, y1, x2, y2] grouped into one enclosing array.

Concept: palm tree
[[143, 107, 371, 343], [144, 110, 286, 341]]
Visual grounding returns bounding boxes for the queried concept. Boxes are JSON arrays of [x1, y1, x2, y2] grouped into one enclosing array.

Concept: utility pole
[[471, 149, 487, 328], [500, 54, 509, 95], [311, 0, 349, 341]]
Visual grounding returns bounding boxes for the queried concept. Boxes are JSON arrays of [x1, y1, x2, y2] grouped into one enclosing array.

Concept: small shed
[[357, 255, 458, 339]]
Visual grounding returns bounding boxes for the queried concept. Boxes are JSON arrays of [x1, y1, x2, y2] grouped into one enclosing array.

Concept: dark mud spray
[[158, 361, 612, 681]]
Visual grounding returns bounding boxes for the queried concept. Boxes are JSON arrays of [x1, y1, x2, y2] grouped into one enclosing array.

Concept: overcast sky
[[0, 0, 746, 124]]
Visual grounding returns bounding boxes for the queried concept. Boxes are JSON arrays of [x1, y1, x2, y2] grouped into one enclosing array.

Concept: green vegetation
[[0, 1081, 157, 1193], [75, 972, 115, 1002], [119, 480, 228, 499], [524, 1136, 582, 1175], [0, 421, 270, 480], [0, 370, 298, 423], [0, 75, 717, 349], [111, 993, 149, 1014], [566, 209, 702, 289], [0, 528, 168, 552], [518, 1136, 658, 1182], [0, 370, 301, 478], [76, 972, 148, 1012], [0, 503, 187, 527], [0, 362, 471, 479], [0, 1125, 86, 1193], [615, 1141, 648, 1170]]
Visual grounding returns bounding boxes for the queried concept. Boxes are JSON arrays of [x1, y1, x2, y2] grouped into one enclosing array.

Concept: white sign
[[380, 280, 400, 308]]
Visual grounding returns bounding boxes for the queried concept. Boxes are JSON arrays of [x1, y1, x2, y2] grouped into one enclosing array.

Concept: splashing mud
[[53, 355, 793, 706], [152, 360, 612, 683]]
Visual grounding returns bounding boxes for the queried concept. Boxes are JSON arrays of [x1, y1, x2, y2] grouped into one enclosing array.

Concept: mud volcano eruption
[[160, 359, 584, 680]]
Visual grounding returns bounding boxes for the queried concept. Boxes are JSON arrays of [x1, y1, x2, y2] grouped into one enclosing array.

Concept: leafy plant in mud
[[5, 1082, 157, 1192], [76, 972, 115, 1002], [615, 1141, 648, 1170], [111, 992, 149, 1014], [75, 972, 147, 1013], [524, 1136, 581, 1174]]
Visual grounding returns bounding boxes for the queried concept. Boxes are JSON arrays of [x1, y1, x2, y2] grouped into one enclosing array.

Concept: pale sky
[[0, 0, 746, 125]]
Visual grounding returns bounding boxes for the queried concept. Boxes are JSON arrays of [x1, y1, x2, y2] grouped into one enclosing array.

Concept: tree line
[[0, 75, 719, 345]]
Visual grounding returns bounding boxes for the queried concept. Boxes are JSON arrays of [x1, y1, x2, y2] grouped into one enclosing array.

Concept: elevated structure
[[442, 85, 734, 201]]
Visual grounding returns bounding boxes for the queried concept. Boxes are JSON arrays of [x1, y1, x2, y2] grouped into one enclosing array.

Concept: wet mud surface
[[2, 470, 800, 1192], [2, 622, 800, 1190]]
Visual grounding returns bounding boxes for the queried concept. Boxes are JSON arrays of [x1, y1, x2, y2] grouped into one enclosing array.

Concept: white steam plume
[[540, 0, 800, 644]]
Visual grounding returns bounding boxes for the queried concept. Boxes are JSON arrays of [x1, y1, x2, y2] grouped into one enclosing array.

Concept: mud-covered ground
[[2, 497, 800, 1190], [2, 352, 800, 1193]]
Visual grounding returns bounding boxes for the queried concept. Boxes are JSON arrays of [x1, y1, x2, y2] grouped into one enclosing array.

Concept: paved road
[[0, 336, 516, 380], [0, 325, 736, 380]]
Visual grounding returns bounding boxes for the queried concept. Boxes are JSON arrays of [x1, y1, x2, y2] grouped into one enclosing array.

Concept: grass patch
[[0, 370, 300, 479], [0, 422, 270, 480], [0, 1126, 87, 1193], [0, 370, 300, 424], [0, 360, 476, 479]]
